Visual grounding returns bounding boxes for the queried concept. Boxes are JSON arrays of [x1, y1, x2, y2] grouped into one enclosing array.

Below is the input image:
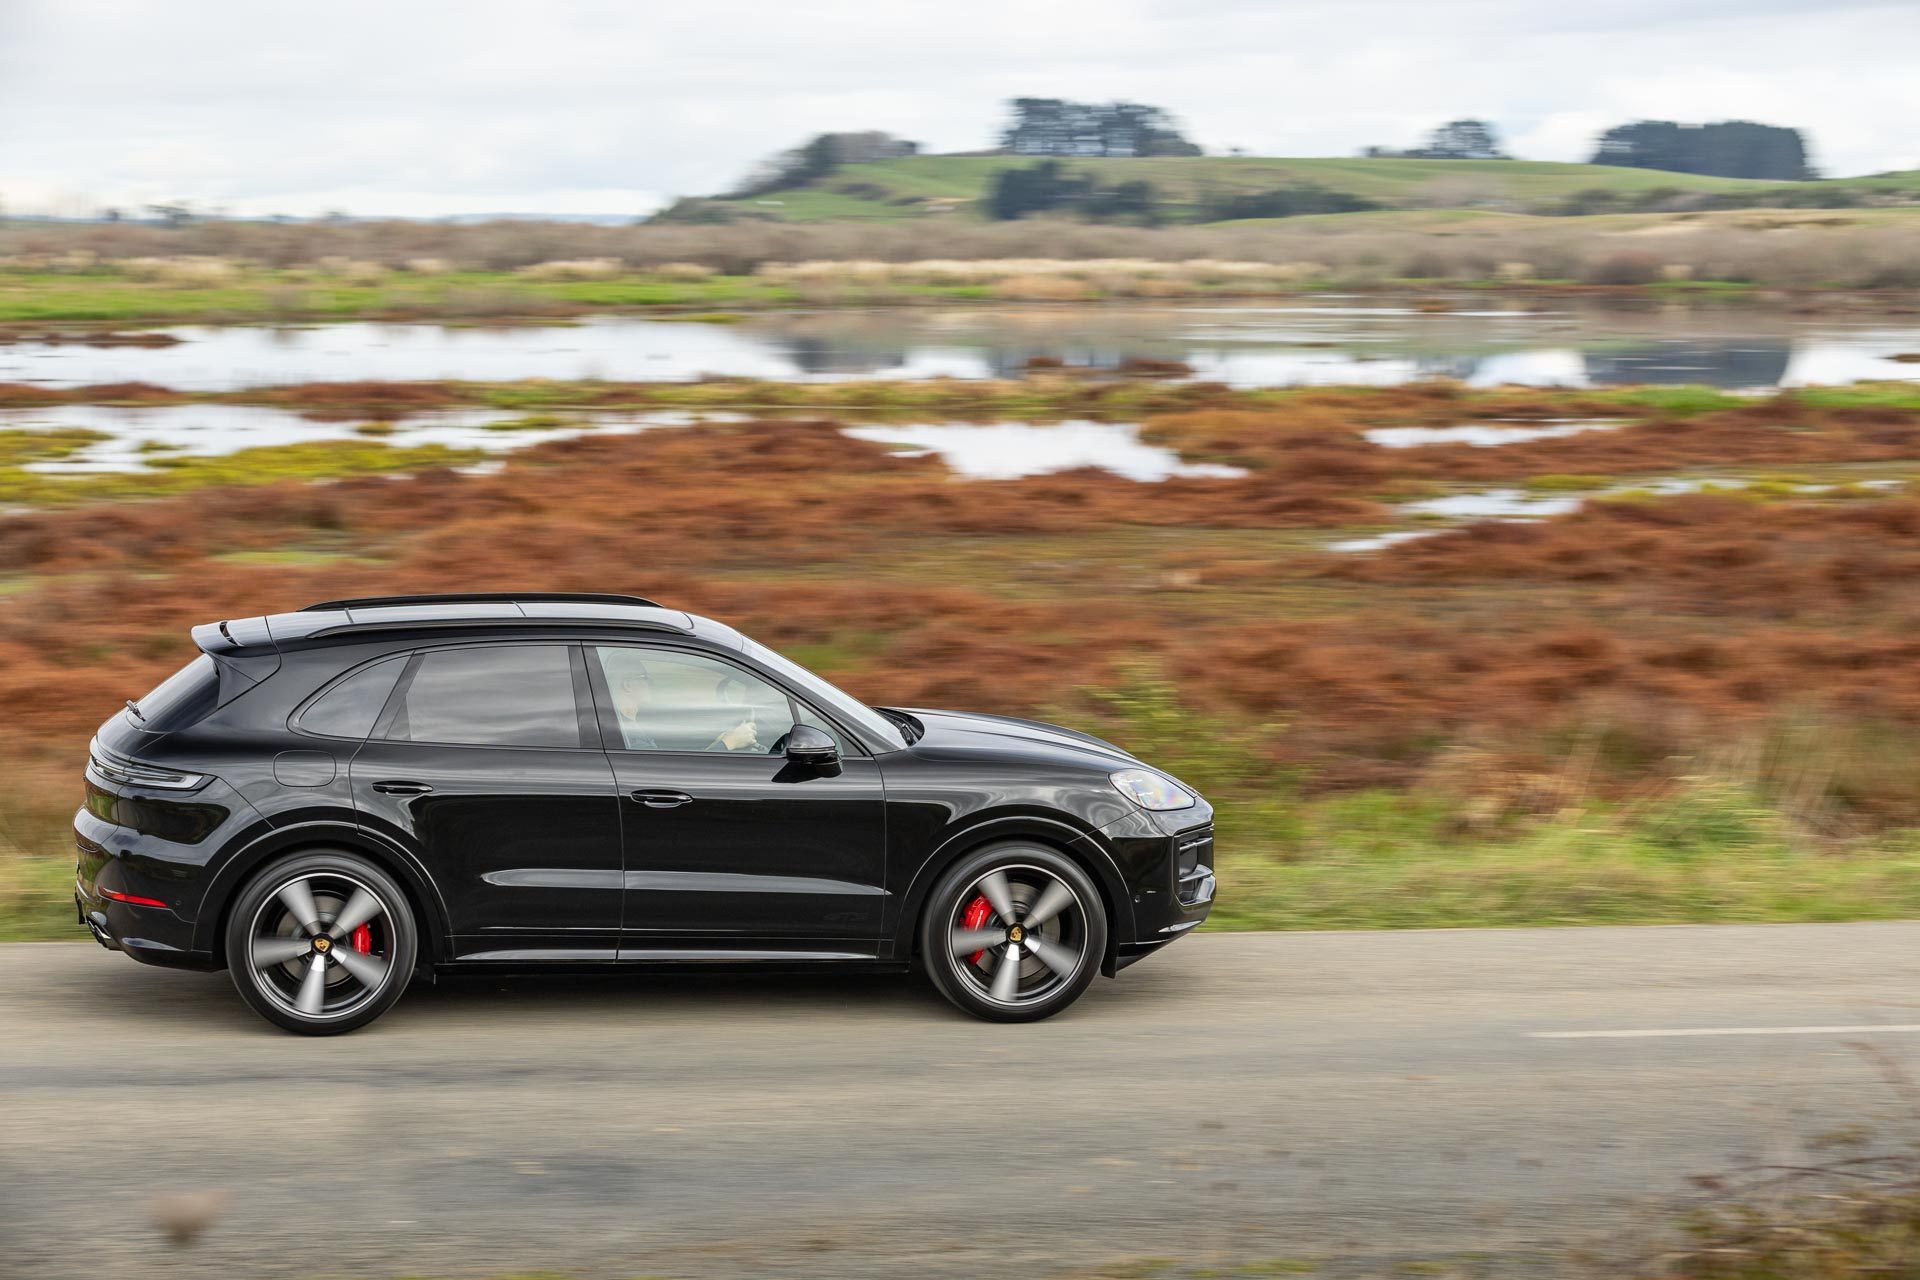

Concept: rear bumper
[[73, 808, 220, 970]]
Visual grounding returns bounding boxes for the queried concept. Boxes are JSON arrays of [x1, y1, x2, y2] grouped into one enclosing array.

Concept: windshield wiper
[[123, 699, 146, 723], [875, 707, 923, 744]]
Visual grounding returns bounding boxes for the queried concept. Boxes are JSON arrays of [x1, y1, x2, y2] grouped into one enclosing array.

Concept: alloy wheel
[[947, 864, 1090, 1007], [244, 871, 398, 1022]]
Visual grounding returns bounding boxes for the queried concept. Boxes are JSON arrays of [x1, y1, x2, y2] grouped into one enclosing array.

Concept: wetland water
[[0, 404, 1231, 483], [4, 299, 1919, 391]]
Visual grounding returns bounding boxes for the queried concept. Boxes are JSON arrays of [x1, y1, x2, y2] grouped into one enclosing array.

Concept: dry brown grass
[[7, 214, 1920, 287]]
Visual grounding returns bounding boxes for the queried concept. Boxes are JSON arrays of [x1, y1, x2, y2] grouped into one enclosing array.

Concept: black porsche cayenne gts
[[75, 593, 1216, 1034]]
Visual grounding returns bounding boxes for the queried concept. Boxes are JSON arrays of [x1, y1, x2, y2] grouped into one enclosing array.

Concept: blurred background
[[4, 2, 1920, 1277]]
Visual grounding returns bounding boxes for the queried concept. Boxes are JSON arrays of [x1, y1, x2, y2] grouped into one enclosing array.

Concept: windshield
[[741, 639, 907, 751]]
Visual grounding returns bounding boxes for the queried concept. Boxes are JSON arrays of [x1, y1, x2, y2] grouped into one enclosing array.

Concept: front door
[[349, 643, 623, 958], [586, 644, 887, 954]]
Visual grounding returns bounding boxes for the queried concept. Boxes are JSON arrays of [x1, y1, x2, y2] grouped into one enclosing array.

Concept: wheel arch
[[893, 816, 1135, 976], [195, 821, 451, 969]]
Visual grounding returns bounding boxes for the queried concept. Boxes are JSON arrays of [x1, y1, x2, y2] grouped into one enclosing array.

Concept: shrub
[[515, 258, 625, 282], [990, 274, 1096, 301], [1585, 250, 1666, 286]]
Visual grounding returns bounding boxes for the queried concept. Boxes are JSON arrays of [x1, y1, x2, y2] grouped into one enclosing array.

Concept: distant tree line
[[986, 160, 1382, 223], [1364, 119, 1509, 161], [1591, 120, 1814, 181], [986, 161, 1165, 223], [1194, 184, 1381, 221], [1362, 117, 1815, 181], [998, 99, 1202, 158], [729, 131, 921, 199], [672, 102, 1832, 229]]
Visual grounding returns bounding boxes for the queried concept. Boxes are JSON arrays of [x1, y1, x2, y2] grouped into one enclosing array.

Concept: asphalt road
[[6, 923, 1920, 1279]]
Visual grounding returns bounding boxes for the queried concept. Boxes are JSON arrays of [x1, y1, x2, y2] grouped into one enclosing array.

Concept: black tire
[[224, 849, 418, 1035], [919, 842, 1107, 1023]]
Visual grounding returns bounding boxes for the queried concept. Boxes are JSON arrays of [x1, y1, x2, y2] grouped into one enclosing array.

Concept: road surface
[[5, 923, 1920, 1278]]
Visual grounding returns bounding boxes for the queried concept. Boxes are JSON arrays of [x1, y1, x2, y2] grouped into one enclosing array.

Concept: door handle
[[630, 789, 693, 809], [372, 780, 434, 796]]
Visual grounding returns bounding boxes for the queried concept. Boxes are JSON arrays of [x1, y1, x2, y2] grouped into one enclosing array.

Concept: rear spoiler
[[190, 616, 282, 692]]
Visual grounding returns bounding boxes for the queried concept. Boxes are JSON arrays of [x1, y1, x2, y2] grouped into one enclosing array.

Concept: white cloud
[[0, 0, 1914, 217]]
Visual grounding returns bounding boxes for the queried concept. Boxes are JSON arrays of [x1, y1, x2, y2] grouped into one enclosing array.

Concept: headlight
[[1110, 768, 1195, 811]]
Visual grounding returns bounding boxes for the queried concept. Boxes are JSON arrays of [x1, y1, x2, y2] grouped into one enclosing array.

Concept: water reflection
[[841, 421, 1247, 481], [1364, 420, 1623, 448], [1, 301, 1916, 391], [0, 404, 724, 473]]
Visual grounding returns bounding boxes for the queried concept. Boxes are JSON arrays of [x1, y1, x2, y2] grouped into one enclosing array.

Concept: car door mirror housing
[[784, 724, 840, 768]]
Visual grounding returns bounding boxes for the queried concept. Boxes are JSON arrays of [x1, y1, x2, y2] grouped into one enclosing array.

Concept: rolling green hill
[[689, 155, 1920, 224]]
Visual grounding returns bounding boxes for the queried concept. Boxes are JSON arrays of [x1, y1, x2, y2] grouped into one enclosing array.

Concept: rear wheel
[[920, 843, 1106, 1023], [224, 850, 417, 1035]]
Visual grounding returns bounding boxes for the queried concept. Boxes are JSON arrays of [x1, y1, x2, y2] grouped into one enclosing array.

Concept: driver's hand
[[718, 719, 758, 751]]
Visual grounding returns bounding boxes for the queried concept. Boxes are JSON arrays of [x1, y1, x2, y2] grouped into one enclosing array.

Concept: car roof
[[193, 593, 740, 656]]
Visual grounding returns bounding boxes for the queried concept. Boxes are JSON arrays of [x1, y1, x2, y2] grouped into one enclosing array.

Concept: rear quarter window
[[133, 655, 221, 732], [294, 657, 407, 740]]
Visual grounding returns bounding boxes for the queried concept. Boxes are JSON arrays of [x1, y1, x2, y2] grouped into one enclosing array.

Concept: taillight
[[99, 887, 169, 909], [88, 739, 207, 791]]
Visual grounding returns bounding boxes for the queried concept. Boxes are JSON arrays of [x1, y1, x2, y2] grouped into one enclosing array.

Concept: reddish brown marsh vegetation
[[8, 385, 1920, 820]]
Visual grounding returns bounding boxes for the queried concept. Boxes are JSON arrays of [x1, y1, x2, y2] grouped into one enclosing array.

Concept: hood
[[896, 707, 1142, 769]]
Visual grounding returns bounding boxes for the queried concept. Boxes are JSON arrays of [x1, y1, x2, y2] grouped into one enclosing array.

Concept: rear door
[[349, 643, 623, 959]]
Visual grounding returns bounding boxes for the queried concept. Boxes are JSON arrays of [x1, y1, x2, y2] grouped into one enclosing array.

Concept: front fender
[[888, 812, 1138, 961]]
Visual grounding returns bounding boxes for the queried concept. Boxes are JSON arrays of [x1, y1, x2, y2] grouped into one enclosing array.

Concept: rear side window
[[381, 646, 583, 748], [296, 657, 405, 740], [132, 655, 220, 732]]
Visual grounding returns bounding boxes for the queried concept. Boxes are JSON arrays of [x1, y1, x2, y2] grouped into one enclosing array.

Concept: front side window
[[594, 647, 795, 754], [382, 646, 582, 748], [739, 637, 905, 750]]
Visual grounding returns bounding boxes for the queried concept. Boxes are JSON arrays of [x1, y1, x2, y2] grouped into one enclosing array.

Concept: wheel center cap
[[312, 935, 331, 953], [1007, 925, 1024, 944]]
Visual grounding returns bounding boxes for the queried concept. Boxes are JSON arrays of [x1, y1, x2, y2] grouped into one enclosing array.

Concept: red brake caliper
[[351, 923, 373, 955], [961, 894, 992, 964]]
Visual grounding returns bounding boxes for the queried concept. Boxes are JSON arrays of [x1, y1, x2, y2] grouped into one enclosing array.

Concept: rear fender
[[192, 820, 451, 967]]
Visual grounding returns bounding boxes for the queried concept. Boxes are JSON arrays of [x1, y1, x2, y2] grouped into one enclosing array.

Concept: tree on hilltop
[[1592, 121, 1814, 180], [998, 99, 1202, 157]]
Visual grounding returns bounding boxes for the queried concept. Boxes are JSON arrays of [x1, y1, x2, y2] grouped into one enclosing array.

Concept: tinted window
[[297, 657, 405, 740], [384, 646, 582, 748], [594, 647, 795, 753], [134, 654, 220, 731]]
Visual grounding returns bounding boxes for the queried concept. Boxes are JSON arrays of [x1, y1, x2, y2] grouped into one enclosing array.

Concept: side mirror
[[784, 724, 841, 769]]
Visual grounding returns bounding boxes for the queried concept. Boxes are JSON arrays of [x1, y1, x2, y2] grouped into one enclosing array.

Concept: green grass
[[12, 660, 1920, 942], [0, 439, 485, 506], [12, 777, 1920, 939], [1211, 789, 1920, 931], [710, 154, 1802, 222], [0, 271, 806, 325]]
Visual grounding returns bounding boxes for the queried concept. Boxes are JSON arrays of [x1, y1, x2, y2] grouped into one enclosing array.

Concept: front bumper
[[1093, 806, 1215, 972]]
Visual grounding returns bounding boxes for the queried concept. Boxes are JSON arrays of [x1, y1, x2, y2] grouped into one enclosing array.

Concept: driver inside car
[[611, 666, 759, 752]]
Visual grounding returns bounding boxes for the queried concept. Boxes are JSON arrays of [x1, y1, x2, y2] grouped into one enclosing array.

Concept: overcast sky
[[2, 0, 1915, 217]]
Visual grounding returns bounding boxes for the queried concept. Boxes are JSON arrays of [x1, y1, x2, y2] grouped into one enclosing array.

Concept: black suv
[[76, 593, 1215, 1034]]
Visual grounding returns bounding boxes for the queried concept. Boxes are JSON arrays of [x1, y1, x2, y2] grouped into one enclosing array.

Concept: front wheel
[[920, 844, 1107, 1023], [224, 850, 418, 1035]]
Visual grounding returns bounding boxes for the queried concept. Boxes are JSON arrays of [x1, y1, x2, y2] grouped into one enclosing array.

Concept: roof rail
[[301, 592, 664, 612], [304, 615, 684, 640]]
